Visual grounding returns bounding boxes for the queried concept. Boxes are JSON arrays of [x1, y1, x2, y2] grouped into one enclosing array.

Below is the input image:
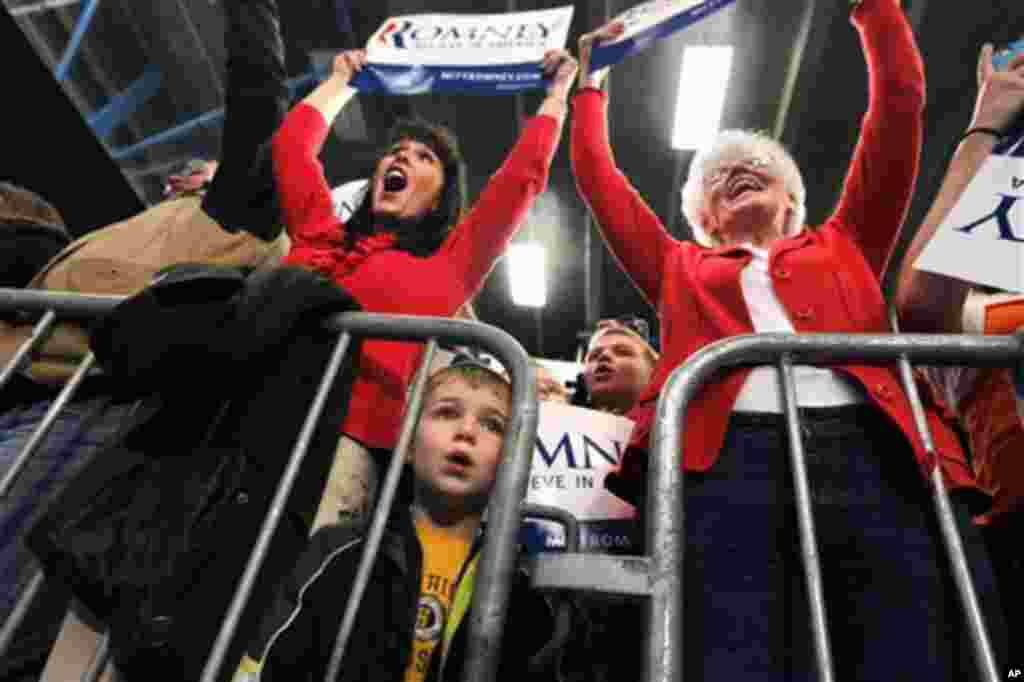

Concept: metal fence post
[[0, 352, 95, 497], [777, 355, 835, 682], [324, 339, 438, 682]]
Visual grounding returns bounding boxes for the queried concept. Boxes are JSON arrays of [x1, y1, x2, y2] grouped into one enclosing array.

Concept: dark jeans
[[981, 510, 1022, 659], [681, 405, 1007, 682], [0, 397, 133, 676]]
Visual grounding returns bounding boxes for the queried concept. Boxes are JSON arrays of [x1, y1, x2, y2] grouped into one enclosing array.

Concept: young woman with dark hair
[[272, 48, 578, 526]]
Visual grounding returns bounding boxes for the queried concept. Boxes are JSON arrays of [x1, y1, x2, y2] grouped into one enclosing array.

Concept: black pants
[[680, 405, 1008, 681]]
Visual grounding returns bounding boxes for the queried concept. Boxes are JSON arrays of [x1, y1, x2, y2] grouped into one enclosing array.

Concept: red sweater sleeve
[[444, 114, 562, 292], [570, 88, 676, 306], [825, 0, 925, 278], [271, 103, 345, 251]]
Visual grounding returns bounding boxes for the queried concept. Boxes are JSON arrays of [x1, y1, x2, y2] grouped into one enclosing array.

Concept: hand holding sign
[[578, 21, 626, 90], [331, 49, 369, 87], [585, 0, 738, 72], [972, 43, 1024, 136], [542, 48, 579, 102]]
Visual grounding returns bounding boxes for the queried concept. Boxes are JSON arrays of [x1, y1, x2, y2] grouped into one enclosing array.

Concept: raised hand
[[970, 43, 1024, 133], [578, 20, 625, 89], [331, 49, 369, 86], [542, 49, 579, 102]]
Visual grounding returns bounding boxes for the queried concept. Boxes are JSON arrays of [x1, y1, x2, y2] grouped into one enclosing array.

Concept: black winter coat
[[27, 265, 362, 682], [244, 504, 558, 682]]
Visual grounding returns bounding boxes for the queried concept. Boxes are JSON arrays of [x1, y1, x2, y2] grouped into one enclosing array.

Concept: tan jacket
[[0, 195, 290, 383]]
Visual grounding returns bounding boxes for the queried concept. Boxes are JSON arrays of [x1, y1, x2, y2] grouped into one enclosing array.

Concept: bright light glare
[[672, 46, 734, 151], [508, 243, 546, 307]]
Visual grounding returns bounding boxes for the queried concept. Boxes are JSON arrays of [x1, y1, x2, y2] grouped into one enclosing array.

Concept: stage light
[[508, 242, 546, 307], [671, 45, 733, 150]]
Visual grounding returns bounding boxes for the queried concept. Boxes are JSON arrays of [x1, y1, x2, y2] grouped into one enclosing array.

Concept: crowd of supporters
[[0, 0, 1022, 679]]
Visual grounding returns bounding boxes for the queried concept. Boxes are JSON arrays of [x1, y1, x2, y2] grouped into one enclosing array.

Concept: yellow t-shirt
[[404, 517, 472, 682], [232, 654, 262, 681]]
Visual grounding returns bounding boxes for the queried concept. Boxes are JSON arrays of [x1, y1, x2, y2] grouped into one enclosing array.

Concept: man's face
[[410, 376, 509, 513], [584, 330, 653, 412]]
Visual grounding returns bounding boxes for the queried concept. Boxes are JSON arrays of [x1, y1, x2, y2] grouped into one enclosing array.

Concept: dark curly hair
[[343, 118, 468, 257]]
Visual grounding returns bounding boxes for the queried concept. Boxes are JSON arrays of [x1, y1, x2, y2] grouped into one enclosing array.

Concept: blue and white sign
[[590, 0, 739, 71], [915, 133, 1024, 292], [352, 6, 574, 95], [520, 403, 639, 554]]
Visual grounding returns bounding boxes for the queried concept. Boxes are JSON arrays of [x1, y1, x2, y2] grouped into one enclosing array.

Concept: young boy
[[235, 363, 556, 681]]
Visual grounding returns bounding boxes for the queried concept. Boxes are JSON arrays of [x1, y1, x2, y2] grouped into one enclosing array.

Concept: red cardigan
[[273, 104, 561, 449], [571, 0, 975, 491]]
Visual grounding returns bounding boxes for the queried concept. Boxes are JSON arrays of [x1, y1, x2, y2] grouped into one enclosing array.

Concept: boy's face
[[410, 376, 510, 514]]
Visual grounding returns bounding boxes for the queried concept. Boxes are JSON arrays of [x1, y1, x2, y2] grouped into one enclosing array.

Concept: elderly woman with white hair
[[571, 1, 1005, 680]]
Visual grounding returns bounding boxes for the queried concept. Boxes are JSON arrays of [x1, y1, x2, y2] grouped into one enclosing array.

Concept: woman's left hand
[[543, 49, 579, 102]]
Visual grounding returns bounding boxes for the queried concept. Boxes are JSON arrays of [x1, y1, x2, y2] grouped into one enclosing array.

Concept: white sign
[[590, 0, 738, 71], [331, 178, 369, 221], [521, 402, 639, 553], [916, 135, 1024, 292], [352, 6, 574, 95]]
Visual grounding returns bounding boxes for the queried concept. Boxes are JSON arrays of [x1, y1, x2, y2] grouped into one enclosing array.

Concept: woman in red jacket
[[571, 1, 1004, 679], [273, 49, 576, 525]]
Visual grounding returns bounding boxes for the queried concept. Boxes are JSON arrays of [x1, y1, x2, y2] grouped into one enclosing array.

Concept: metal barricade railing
[[530, 331, 1022, 682], [0, 288, 539, 682]]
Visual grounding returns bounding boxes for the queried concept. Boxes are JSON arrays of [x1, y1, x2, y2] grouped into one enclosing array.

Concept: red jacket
[[273, 104, 561, 449], [570, 0, 975, 490]]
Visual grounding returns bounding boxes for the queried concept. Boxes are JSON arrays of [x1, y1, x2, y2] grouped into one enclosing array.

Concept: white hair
[[680, 130, 807, 247]]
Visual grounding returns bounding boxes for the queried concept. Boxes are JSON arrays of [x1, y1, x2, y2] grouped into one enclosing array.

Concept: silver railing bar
[[777, 354, 835, 682], [324, 339, 439, 682], [0, 353, 95, 498], [0, 292, 538, 682], [81, 631, 111, 682], [651, 331, 1023, 682], [0, 310, 58, 392], [0, 569, 45, 657], [200, 331, 354, 682], [890, 336, 1001, 682], [0, 289, 122, 319]]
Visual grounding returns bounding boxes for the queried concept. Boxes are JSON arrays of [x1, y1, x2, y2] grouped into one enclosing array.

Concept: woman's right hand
[[331, 49, 368, 86], [970, 43, 1024, 133], [578, 21, 625, 89]]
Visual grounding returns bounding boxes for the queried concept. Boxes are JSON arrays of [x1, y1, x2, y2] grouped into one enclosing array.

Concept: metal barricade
[[0, 288, 539, 682], [530, 331, 1022, 682]]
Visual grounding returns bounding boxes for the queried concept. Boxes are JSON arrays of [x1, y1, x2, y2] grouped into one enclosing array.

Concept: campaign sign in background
[[352, 6, 573, 95], [520, 402, 639, 554], [915, 134, 1024, 292]]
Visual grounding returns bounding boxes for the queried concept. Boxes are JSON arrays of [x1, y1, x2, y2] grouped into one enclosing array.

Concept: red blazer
[[273, 104, 561, 449], [570, 0, 975, 491]]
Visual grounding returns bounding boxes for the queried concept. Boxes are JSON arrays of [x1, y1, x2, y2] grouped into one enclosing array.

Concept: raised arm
[[271, 52, 365, 252], [570, 23, 676, 306], [825, 0, 926, 277], [445, 51, 577, 290], [896, 47, 1024, 332], [202, 0, 289, 239]]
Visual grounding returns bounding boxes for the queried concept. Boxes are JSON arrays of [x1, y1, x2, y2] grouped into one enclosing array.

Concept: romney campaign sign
[[590, 0, 738, 71], [352, 6, 573, 95], [916, 132, 1024, 292], [520, 402, 640, 555]]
